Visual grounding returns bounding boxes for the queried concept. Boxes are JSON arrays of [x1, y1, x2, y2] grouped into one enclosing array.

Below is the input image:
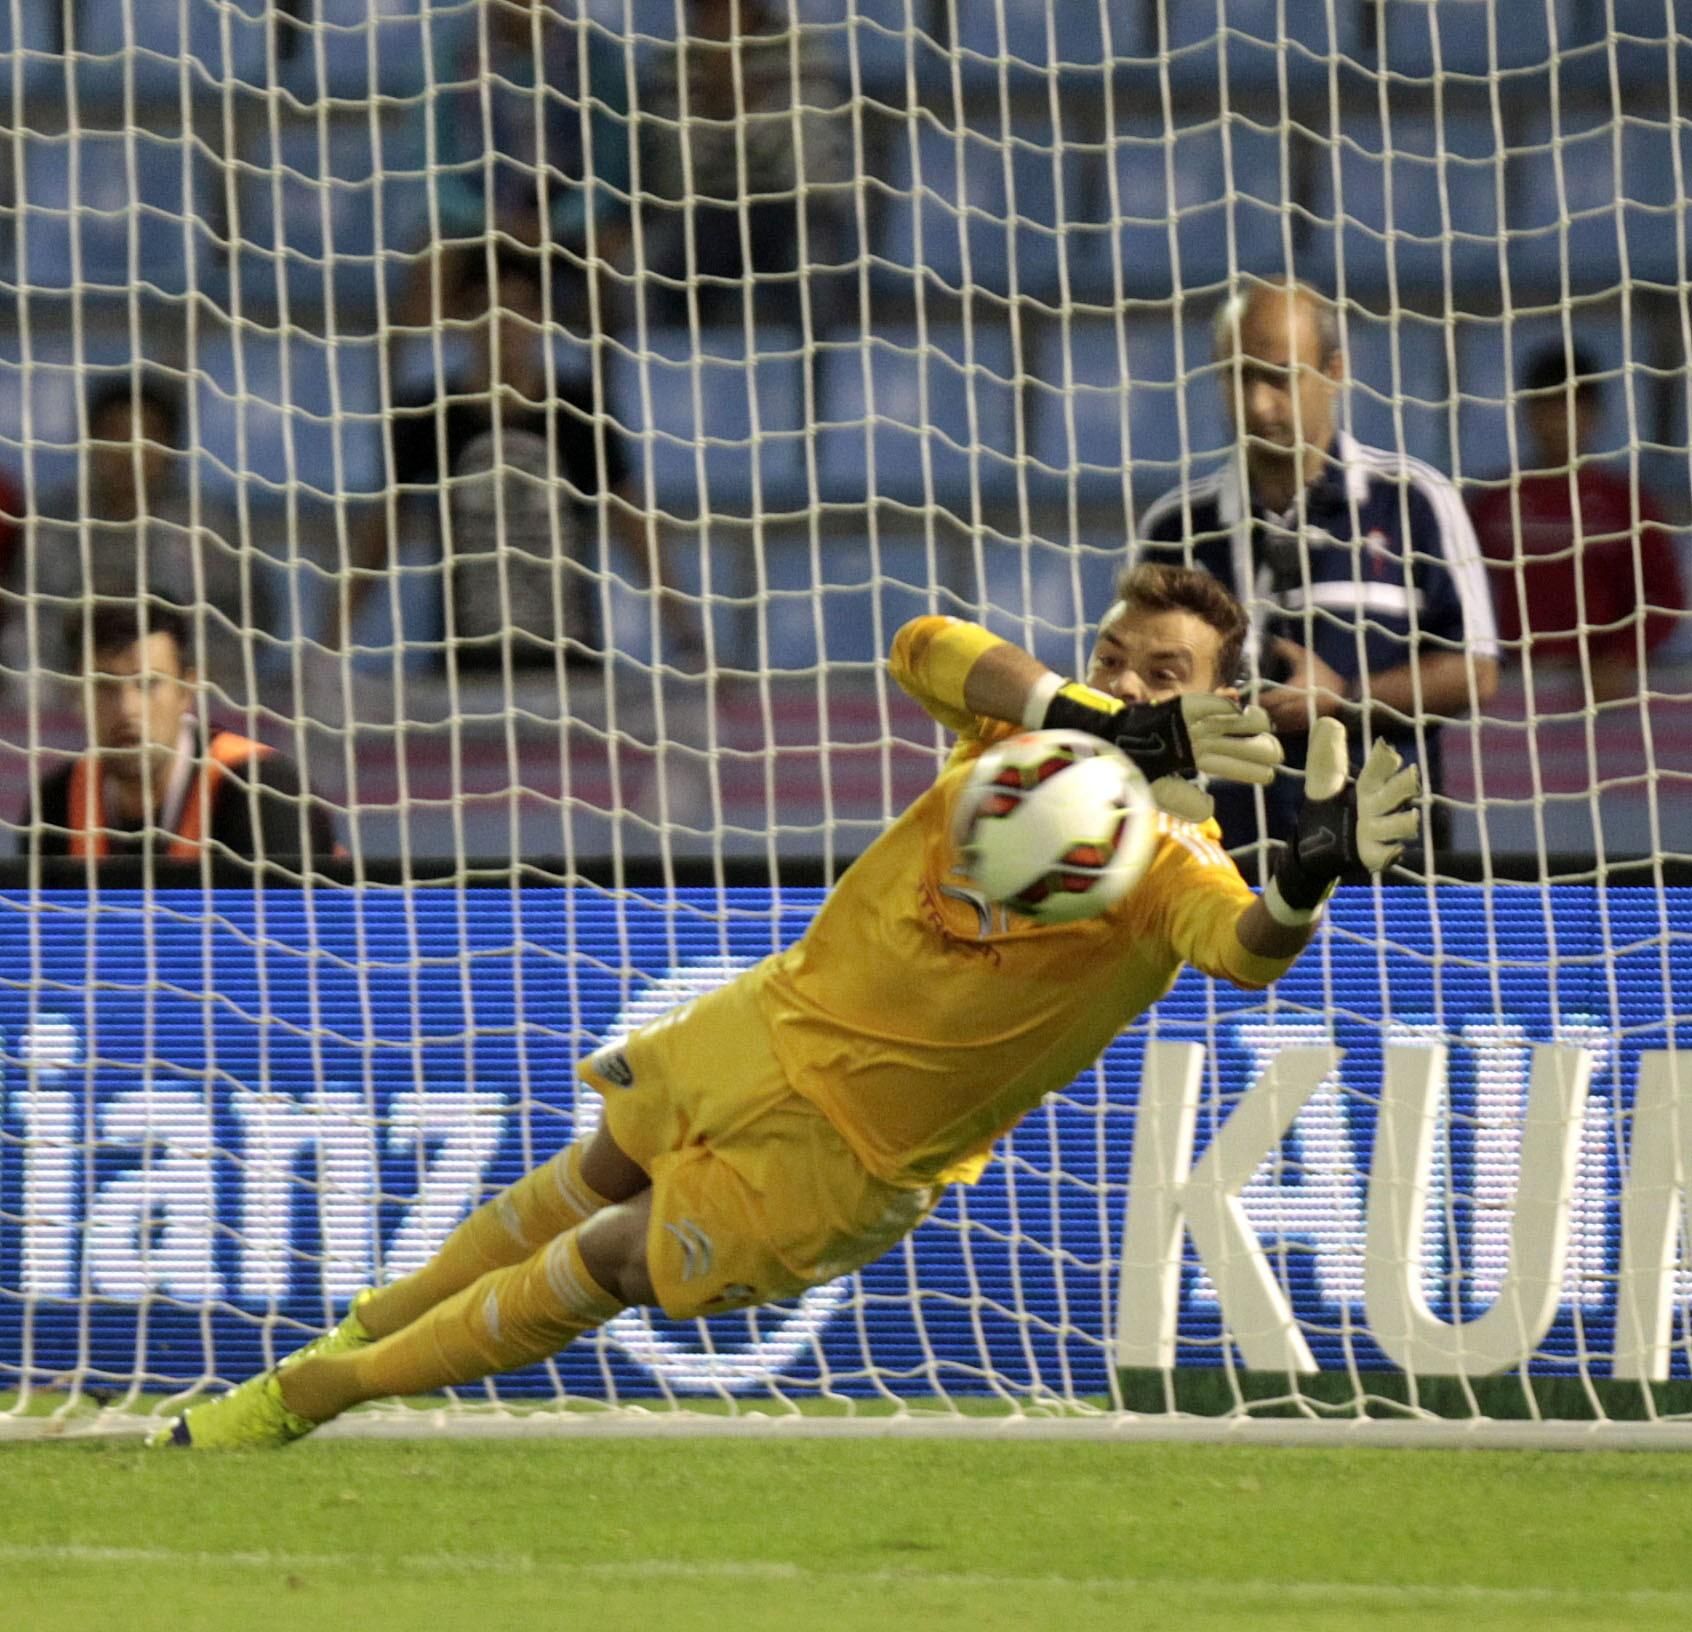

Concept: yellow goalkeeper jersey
[[745, 614, 1300, 1191]]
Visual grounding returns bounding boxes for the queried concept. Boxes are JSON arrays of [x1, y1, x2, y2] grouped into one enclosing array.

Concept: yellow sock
[[358, 1142, 614, 1338], [281, 1231, 623, 1423]]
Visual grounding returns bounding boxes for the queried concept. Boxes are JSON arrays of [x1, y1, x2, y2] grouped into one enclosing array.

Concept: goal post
[[1, 1, 1690, 1441]]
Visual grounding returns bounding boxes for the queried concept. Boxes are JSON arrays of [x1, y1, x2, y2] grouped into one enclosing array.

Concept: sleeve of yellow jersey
[[1140, 819, 1306, 991], [888, 615, 1009, 740]]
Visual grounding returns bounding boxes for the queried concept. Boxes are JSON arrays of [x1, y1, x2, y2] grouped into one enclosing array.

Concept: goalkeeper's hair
[[65, 599, 193, 672], [1111, 562, 1249, 687]]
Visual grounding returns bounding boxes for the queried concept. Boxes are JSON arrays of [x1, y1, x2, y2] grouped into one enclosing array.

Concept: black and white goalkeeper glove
[[1265, 718, 1422, 925], [1031, 679, 1284, 790]]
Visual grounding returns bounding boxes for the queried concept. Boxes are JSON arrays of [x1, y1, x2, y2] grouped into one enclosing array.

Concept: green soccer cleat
[[147, 1370, 319, 1452], [281, 1288, 377, 1370]]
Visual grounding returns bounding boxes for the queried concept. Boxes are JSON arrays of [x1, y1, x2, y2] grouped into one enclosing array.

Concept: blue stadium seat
[[74, 0, 270, 95], [971, 535, 1119, 665], [835, 0, 952, 100], [0, 4, 57, 91], [1506, 113, 1686, 292], [389, 332, 476, 403], [815, 324, 1018, 507], [1379, 0, 1578, 78], [953, 0, 1146, 77], [1598, 0, 1691, 33], [612, 328, 807, 514], [1451, 312, 1655, 485], [878, 118, 1092, 306], [593, 0, 685, 45], [227, 117, 429, 319], [1030, 319, 1230, 502], [13, 132, 213, 297], [1158, 0, 1363, 92], [191, 330, 384, 499], [1305, 113, 1503, 296], [1095, 116, 1289, 298], [600, 0, 922, 104], [1336, 312, 1449, 471], [758, 535, 935, 670], [283, 0, 432, 101], [0, 334, 140, 499]]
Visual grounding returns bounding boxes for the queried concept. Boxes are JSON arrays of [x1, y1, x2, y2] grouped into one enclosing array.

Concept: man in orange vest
[[16, 601, 334, 864]]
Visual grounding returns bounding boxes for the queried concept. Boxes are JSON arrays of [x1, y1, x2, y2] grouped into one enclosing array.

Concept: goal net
[[1, 0, 1690, 1440]]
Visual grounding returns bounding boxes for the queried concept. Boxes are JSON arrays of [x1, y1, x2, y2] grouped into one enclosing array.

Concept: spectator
[[1469, 342, 1685, 702], [15, 601, 333, 864], [1138, 280, 1499, 857], [0, 373, 249, 698], [351, 248, 695, 669], [400, 0, 630, 329], [639, 0, 850, 326]]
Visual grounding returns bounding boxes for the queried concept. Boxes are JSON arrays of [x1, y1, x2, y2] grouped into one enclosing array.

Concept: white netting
[[0, 1, 1689, 1437]]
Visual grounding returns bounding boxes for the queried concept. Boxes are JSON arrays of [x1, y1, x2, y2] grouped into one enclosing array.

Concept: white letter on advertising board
[[1117, 1041, 1338, 1373], [1614, 1051, 1692, 1382], [87, 1089, 222, 1301], [1365, 1043, 1590, 1376], [234, 1087, 379, 1303]]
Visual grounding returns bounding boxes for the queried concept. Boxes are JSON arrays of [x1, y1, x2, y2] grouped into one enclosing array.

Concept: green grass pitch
[[4, 1437, 1692, 1631]]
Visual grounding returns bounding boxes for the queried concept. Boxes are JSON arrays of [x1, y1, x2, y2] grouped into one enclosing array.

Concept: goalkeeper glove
[[1265, 718, 1422, 925], [1036, 680, 1284, 788]]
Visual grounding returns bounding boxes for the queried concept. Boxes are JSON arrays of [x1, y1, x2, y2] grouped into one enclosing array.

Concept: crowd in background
[[0, 0, 1687, 867]]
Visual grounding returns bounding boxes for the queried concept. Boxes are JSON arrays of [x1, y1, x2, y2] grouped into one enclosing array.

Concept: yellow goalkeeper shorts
[[576, 971, 936, 1321]]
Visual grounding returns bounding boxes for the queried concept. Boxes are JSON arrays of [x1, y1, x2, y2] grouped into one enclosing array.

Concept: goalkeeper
[[153, 564, 1420, 1449]]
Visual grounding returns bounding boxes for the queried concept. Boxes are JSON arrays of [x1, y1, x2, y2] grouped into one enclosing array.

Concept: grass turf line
[[4, 1439, 1691, 1632]]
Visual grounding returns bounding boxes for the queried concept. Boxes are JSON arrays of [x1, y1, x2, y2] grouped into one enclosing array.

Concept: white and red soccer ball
[[951, 729, 1160, 925]]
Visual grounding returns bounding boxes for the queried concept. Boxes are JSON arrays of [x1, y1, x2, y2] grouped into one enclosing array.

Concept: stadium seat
[[1378, 0, 1578, 79], [0, 333, 140, 499], [611, 327, 807, 515], [1598, 0, 1692, 33], [1094, 116, 1289, 298], [1305, 113, 1503, 296], [972, 535, 1119, 669], [1506, 113, 1686, 292], [834, 0, 953, 100], [388, 332, 476, 403], [12, 132, 213, 298], [759, 534, 934, 670], [227, 116, 429, 321], [0, 4, 57, 90], [815, 324, 1018, 507], [877, 118, 1092, 306], [282, 0, 432, 102], [1450, 311, 1656, 485], [74, 0, 270, 96], [1158, 0, 1364, 93], [1336, 311, 1449, 471], [1030, 318, 1230, 504], [191, 329, 384, 500], [952, 0, 1146, 79]]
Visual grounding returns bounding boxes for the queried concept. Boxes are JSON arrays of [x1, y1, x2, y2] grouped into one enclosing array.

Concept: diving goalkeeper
[[153, 563, 1420, 1449]]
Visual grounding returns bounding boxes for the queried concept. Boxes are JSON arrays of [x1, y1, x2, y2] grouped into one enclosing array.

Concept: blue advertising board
[[1, 885, 1690, 1399]]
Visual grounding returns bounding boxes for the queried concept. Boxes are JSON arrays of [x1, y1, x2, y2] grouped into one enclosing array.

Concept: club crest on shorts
[[589, 1045, 635, 1088]]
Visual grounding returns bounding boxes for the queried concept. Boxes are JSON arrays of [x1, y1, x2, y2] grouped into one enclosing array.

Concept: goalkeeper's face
[[85, 632, 195, 788], [1086, 609, 1228, 705]]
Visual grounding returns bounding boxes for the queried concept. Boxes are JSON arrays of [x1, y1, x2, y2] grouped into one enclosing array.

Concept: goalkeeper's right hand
[[1036, 680, 1284, 788], [1264, 718, 1422, 924]]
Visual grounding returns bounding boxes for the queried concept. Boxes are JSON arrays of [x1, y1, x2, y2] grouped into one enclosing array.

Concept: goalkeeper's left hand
[[1265, 718, 1422, 923]]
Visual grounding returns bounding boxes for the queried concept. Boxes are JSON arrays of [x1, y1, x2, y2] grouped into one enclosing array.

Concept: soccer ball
[[951, 729, 1160, 925]]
